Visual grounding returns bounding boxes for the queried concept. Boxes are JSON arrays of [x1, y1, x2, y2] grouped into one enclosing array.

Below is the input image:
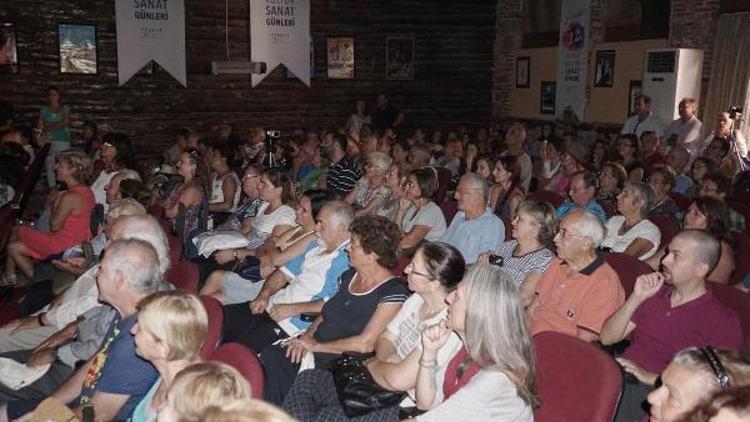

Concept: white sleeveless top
[[210, 172, 241, 212]]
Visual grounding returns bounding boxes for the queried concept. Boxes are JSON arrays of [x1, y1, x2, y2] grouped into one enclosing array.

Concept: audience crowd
[[0, 91, 749, 421]]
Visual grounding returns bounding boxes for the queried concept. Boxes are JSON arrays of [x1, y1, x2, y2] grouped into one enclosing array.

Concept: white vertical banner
[[555, 0, 591, 121], [115, 0, 186, 87], [250, 0, 310, 87]]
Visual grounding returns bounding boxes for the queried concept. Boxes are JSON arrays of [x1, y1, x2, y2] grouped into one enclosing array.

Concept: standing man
[[622, 95, 663, 138], [371, 94, 404, 133], [663, 98, 703, 159]]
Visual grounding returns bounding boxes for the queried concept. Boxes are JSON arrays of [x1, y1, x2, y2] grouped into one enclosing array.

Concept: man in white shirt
[[663, 98, 703, 159], [622, 95, 663, 138]]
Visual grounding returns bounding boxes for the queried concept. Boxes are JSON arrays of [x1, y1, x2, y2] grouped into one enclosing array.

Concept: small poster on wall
[[541, 81, 556, 114], [327, 37, 354, 79], [0, 23, 18, 74], [628, 80, 642, 117], [386, 37, 414, 80], [516, 56, 530, 88], [594, 50, 615, 87], [58, 23, 97, 74]]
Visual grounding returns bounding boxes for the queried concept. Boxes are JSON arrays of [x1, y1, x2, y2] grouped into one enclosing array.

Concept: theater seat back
[[708, 282, 750, 345], [603, 252, 653, 297], [199, 295, 223, 358], [210, 343, 264, 398]]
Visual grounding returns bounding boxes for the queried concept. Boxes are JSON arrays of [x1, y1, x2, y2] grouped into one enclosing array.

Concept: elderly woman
[[260, 216, 409, 405], [412, 264, 536, 421], [598, 162, 628, 218], [646, 198, 735, 284], [647, 347, 750, 422], [374, 162, 409, 221], [130, 292, 208, 422], [648, 165, 680, 219], [478, 200, 556, 296], [395, 167, 447, 250], [91, 132, 137, 209], [218, 165, 263, 232], [3, 150, 95, 285], [105, 169, 141, 205], [346, 151, 393, 217], [157, 362, 252, 422], [600, 181, 661, 260], [283, 242, 465, 420]]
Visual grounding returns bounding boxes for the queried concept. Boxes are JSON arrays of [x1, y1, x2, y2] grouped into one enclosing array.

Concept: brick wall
[[491, 0, 523, 119]]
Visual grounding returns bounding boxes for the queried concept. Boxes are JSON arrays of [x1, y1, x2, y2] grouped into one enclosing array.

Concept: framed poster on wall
[[628, 80, 642, 117], [516, 56, 530, 88], [594, 50, 615, 87], [327, 37, 354, 79], [58, 23, 97, 75], [540, 81, 556, 114], [386, 36, 414, 80], [0, 23, 18, 74]]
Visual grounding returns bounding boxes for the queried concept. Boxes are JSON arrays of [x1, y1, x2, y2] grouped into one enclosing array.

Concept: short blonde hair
[[366, 151, 392, 175], [58, 149, 93, 184], [168, 362, 251, 421], [137, 291, 208, 361], [200, 399, 296, 422]]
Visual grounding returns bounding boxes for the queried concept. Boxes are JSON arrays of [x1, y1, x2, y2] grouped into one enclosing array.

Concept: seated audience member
[[3, 150, 95, 285], [297, 146, 329, 193], [199, 399, 295, 422], [202, 190, 328, 304], [163, 127, 192, 166], [1, 239, 162, 421], [325, 132, 361, 197], [640, 130, 666, 172], [157, 362, 252, 422], [597, 162, 628, 217], [412, 264, 536, 421], [105, 168, 141, 204], [699, 173, 746, 234], [666, 144, 695, 196], [391, 141, 410, 169], [600, 230, 743, 422], [163, 149, 212, 241], [648, 165, 680, 219], [407, 145, 432, 170], [687, 156, 715, 198], [701, 112, 748, 177], [530, 210, 625, 340], [345, 151, 392, 217], [91, 132, 137, 210], [375, 162, 409, 221], [478, 200, 556, 292], [475, 157, 492, 181], [214, 168, 297, 260], [663, 98, 703, 159], [591, 137, 616, 172], [220, 201, 352, 351], [260, 216, 409, 405], [218, 165, 263, 232], [601, 181, 661, 260], [283, 242, 465, 420], [441, 173, 505, 263], [616, 134, 645, 182], [544, 142, 588, 197], [648, 348, 750, 422], [395, 167, 446, 250], [647, 198, 735, 284], [0, 145, 24, 207], [535, 139, 565, 194], [621, 95, 663, 138], [555, 171, 608, 223], [489, 156, 525, 221], [130, 292, 207, 422], [684, 384, 750, 421], [207, 141, 241, 217], [501, 123, 532, 192], [80, 120, 99, 156], [1, 127, 34, 166]]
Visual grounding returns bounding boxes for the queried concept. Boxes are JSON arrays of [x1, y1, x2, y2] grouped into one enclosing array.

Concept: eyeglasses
[[243, 174, 260, 180], [406, 262, 432, 279], [102, 142, 114, 149], [557, 227, 588, 240]]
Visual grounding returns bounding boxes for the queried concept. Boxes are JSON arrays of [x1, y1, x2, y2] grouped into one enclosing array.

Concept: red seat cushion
[[199, 295, 223, 358], [528, 191, 566, 208], [210, 343, 264, 398], [708, 282, 750, 345]]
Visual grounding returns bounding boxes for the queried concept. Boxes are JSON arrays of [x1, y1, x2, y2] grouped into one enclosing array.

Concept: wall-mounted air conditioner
[[211, 61, 267, 75], [642, 48, 703, 124]]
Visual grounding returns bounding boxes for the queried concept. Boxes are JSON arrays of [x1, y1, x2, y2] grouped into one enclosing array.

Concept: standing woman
[[38, 86, 72, 189], [130, 291, 208, 422], [4, 151, 94, 285], [413, 264, 536, 421], [489, 156, 525, 222], [345, 99, 371, 139]]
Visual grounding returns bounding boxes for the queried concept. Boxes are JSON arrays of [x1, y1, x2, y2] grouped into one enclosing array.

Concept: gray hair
[[464, 264, 537, 406], [624, 181, 655, 217], [107, 198, 147, 221], [322, 200, 354, 231], [567, 210, 605, 247], [110, 215, 171, 278], [115, 168, 141, 182], [461, 172, 490, 203], [103, 239, 160, 295], [366, 151, 393, 175]]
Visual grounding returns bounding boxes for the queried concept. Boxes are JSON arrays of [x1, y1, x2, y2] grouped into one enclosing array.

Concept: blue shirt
[[441, 207, 505, 263], [556, 201, 607, 223], [40, 105, 71, 142], [672, 173, 694, 196]]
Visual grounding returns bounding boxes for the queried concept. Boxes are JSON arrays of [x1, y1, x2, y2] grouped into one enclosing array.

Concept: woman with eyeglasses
[[395, 168, 446, 251], [91, 132, 137, 211], [217, 165, 263, 232], [647, 165, 680, 220], [600, 181, 661, 260], [345, 151, 393, 217], [647, 347, 750, 422], [283, 241, 465, 420]]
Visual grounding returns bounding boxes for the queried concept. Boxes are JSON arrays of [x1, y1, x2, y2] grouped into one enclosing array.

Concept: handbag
[[331, 354, 406, 417], [234, 256, 263, 283]]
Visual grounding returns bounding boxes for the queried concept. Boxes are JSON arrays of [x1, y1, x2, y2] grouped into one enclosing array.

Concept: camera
[[728, 106, 743, 120], [266, 130, 281, 138], [489, 254, 504, 267]]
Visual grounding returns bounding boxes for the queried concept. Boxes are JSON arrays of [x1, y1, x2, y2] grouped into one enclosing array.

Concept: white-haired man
[[529, 210, 624, 341]]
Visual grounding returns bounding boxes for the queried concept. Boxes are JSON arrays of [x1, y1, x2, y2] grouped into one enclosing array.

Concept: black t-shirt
[[371, 106, 399, 132], [314, 268, 408, 343]]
